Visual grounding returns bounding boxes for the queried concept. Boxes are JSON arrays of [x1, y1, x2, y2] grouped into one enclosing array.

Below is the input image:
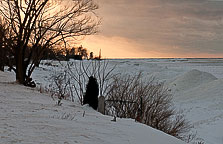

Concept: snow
[[168, 69, 217, 93], [2, 58, 223, 144], [0, 71, 185, 144], [105, 58, 223, 144], [173, 74, 223, 144]]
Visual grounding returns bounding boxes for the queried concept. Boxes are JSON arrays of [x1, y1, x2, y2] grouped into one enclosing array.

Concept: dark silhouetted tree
[[89, 52, 94, 59], [0, 0, 99, 85], [83, 76, 99, 110]]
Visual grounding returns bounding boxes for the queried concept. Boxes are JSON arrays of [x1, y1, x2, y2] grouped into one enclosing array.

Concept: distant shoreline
[[105, 58, 223, 60]]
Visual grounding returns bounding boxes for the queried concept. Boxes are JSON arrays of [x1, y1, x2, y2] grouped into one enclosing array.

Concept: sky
[[82, 0, 223, 58]]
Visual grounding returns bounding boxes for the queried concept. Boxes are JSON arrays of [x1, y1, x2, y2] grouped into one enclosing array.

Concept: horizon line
[[103, 57, 223, 59]]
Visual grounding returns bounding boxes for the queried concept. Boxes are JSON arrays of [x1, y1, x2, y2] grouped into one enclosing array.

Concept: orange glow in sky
[[81, 35, 223, 59], [80, 0, 223, 58]]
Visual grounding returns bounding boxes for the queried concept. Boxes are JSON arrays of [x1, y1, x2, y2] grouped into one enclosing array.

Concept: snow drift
[[169, 69, 223, 144], [169, 69, 217, 92], [174, 79, 223, 102]]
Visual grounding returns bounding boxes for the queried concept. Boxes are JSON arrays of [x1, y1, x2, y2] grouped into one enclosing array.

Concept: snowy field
[[0, 71, 185, 144], [1, 58, 223, 144]]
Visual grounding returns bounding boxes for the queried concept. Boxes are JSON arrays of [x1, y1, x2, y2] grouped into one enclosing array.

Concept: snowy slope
[[3, 58, 223, 144], [29, 59, 223, 144], [0, 71, 185, 144]]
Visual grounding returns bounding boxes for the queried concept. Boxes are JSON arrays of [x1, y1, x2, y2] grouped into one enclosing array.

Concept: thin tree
[[0, 0, 99, 85]]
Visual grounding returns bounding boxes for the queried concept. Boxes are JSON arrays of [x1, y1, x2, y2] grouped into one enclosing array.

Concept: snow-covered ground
[[110, 58, 223, 144], [32, 58, 223, 144], [0, 71, 185, 144], [1, 58, 223, 144]]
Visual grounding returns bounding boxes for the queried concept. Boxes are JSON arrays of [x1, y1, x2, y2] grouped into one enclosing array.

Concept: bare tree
[[0, 0, 99, 85]]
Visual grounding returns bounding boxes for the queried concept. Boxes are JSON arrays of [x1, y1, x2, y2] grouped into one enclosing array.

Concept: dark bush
[[83, 76, 99, 110], [106, 73, 191, 140]]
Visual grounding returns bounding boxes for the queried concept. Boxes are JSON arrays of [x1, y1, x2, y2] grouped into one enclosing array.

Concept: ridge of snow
[[168, 69, 217, 92], [174, 79, 223, 102]]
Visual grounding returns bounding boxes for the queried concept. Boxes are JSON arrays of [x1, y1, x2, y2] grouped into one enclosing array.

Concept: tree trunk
[[16, 49, 25, 84]]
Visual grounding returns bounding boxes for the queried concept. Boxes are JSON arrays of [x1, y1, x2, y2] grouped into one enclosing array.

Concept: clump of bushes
[[83, 76, 99, 110], [106, 73, 191, 140], [48, 60, 115, 106]]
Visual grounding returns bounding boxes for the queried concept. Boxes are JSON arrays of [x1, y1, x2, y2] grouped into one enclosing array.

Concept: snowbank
[[0, 72, 185, 144], [174, 79, 223, 102], [169, 69, 217, 92]]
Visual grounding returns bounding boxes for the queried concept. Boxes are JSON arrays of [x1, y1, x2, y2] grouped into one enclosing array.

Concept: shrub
[[83, 76, 99, 110], [106, 73, 191, 140], [49, 71, 70, 105]]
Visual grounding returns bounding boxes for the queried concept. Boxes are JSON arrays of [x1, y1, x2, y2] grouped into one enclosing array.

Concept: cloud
[[87, 0, 223, 57]]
